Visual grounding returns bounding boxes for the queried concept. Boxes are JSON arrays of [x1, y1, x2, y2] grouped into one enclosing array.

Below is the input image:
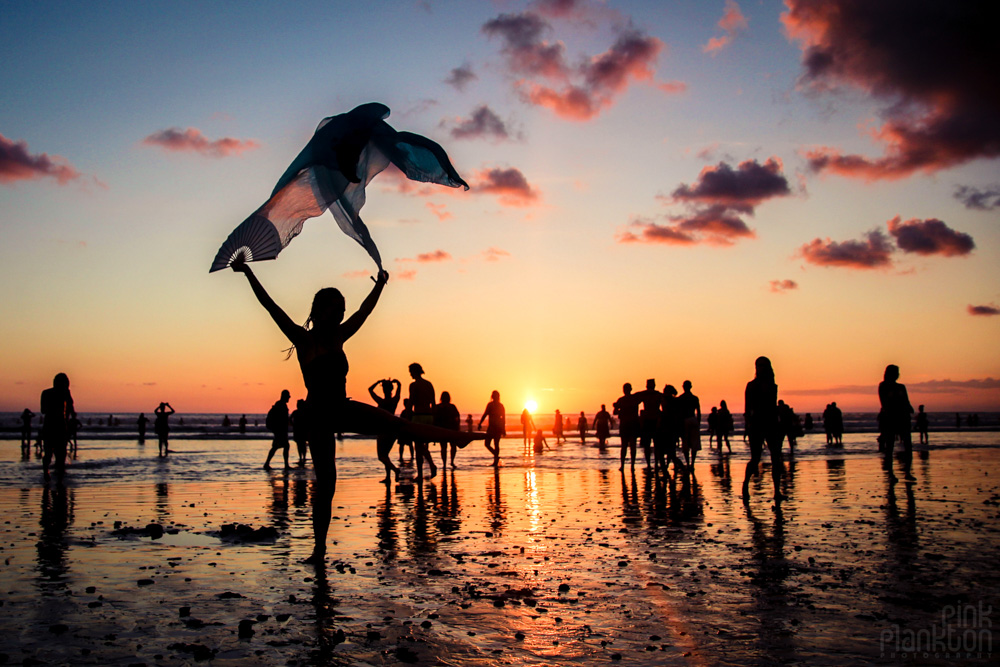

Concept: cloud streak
[[784, 377, 1000, 396], [0, 133, 83, 185], [142, 127, 259, 157], [797, 229, 894, 269], [784, 0, 1000, 180], [968, 304, 1000, 317], [769, 279, 798, 293], [954, 185, 1000, 211]]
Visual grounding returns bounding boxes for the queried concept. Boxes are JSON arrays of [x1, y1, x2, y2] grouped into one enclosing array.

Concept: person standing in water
[[20, 408, 35, 456], [520, 408, 535, 449], [408, 363, 437, 480], [435, 390, 461, 470], [290, 399, 309, 465], [479, 390, 506, 467], [369, 378, 401, 483], [677, 381, 701, 470], [878, 364, 915, 482], [614, 383, 640, 470], [40, 373, 75, 474], [742, 357, 785, 502], [593, 404, 612, 447], [232, 260, 477, 563], [577, 411, 588, 444], [153, 402, 175, 457], [553, 409, 564, 443], [263, 389, 292, 470], [915, 404, 929, 445]]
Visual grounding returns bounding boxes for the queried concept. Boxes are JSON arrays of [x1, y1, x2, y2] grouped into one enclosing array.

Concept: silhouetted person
[[777, 400, 801, 450], [803, 413, 813, 431], [222, 414, 231, 429], [657, 384, 686, 474], [742, 357, 785, 502], [291, 399, 309, 465], [264, 389, 292, 470], [231, 260, 478, 564], [718, 400, 733, 453], [593, 404, 612, 447], [915, 404, 929, 445], [479, 390, 506, 467], [136, 413, 148, 442], [435, 391, 461, 469], [830, 402, 843, 445], [20, 408, 34, 454], [553, 409, 564, 443], [707, 407, 719, 448], [398, 398, 414, 461], [613, 383, 640, 469], [878, 364, 914, 482], [369, 378, 401, 482], [636, 379, 661, 466], [239, 414, 247, 434], [678, 380, 701, 469], [520, 408, 535, 448], [40, 373, 75, 474], [68, 415, 81, 454], [408, 362, 437, 480], [533, 429, 549, 454], [577, 411, 588, 443], [466, 414, 474, 433], [154, 401, 175, 457]]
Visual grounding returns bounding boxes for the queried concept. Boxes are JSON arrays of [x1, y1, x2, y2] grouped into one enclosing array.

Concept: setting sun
[[524, 399, 538, 413]]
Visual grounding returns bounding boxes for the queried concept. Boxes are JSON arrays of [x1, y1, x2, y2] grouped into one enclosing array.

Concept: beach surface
[[1, 436, 998, 665]]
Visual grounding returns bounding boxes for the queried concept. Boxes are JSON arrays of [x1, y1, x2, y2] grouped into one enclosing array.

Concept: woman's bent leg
[[308, 439, 336, 562]]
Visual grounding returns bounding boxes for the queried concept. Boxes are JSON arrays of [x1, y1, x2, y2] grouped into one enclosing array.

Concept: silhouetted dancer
[[636, 379, 661, 466], [613, 383, 640, 470], [20, 408, 34, 455], [742, 357, 785, 502], [153, 401, 175, 457], [915, 404, 929, 445], [718, 400, 733, 453], [435, 391, 461, 469], [657, 384, 686, 474], [264, 389, 292, 470], [137, 413, 148, 443], [479, 390, 506, 467], [40, 373, 75, 474], [408, 362, 438, 480], [593, 404, 612, 447], [577, 411, 588, 444], [231, 260, 479, 564], [678, 380, 702, 469], [520, 408, 535, 449], [553, 409, 564, 443], [878, 364, 915, 482], [290, 399, 309, 465], [369, 378, 401, 482]]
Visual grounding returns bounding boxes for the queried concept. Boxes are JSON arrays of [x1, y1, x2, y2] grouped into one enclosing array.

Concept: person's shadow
[[36, 479, 74, 595]]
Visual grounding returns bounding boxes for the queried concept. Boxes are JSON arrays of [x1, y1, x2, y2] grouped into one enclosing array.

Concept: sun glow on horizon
[[524, 399, 538, 413]]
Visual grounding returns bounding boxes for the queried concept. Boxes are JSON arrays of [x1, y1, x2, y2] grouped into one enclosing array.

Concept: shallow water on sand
[[1, 442, 998, 665]]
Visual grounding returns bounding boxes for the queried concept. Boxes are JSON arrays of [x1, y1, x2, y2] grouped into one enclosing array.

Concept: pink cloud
[[142, 127, 259, 158], [886, 216, 974, 257], [702, 0, 748, 55], [397, 250, 452, 264], [784, 0, 1000, 180], [472, 166, 540, 206], [968, 304, 1000, 317], [483, 247, 511, 262], [617, 219, 696, 246], [483, 12, 684, 121], [395, 269, 417, 281], [0, 133, 83, 185], [425, 202, 452, 221], [797, 229, 894, 269], [769, 279, 798, 293], [342, 269, 372, 279]]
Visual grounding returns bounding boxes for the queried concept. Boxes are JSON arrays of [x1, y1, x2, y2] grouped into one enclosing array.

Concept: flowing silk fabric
[[210, 103, 468, 272]]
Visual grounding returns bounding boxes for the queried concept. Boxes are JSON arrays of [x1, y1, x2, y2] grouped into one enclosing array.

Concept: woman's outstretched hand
[[373, 270, 389, 286]]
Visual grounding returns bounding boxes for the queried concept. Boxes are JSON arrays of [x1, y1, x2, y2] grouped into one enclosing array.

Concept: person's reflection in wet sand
[[36, 479, 74, 594], [268, 470, 291, 531], [486, 468, 506, 535], [884, 474, 919, 610], [376, 481, 398, 559], [154, 481, 170, 525], [745, 501, 795, 663], [825, 458, 846, 497], [709, 453, 733, 499], [309, 565, 347, 663], [408, 481, 436, 558], [620, 467, 642, 527], [436, 469, 462, 537]]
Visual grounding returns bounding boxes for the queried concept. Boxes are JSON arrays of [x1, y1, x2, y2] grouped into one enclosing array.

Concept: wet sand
[[1, 447, 998, 665]]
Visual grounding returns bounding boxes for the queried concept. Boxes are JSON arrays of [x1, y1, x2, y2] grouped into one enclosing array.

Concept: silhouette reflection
[[486, 468, 506, 535], [267, 471, 291, 530], [36, 479, 75, 594], [825, 458, 846, 496], [435, 471, 462, 537], [745, 502, 797, 661]]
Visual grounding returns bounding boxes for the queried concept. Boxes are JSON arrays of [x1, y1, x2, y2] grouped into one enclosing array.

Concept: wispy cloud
[[142, 127, 259, 157], [954, 185, 1000, 211], [0, 133, 84, 185], [482, 247, 511, 262], [702, 0, 748, 55], [784, 0, 1000, 180], [769, 279, 798, 293], [425, 202, 452, 221], [444, 63, 478, 91], [397, 249, 452, 263]]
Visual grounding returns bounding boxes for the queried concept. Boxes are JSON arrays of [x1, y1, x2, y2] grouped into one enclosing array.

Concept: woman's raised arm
[[232, 260, 303, 344], [341, 270, 388, 341]]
